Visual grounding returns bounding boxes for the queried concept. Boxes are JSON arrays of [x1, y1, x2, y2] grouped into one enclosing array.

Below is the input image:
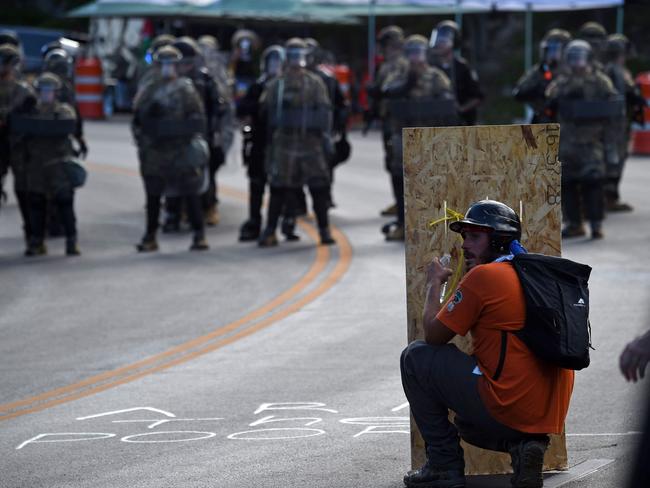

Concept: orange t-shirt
[[436, 262, 574, 434]]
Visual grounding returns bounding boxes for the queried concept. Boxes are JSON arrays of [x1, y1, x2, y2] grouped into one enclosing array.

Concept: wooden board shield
[[402, 124, 566, 475]]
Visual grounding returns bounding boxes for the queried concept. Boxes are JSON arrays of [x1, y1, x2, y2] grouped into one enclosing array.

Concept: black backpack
[[492, 253, 593, 380]]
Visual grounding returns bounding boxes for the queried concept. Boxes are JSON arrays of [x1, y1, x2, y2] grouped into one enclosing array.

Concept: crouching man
[[400, 200, 574, 488]]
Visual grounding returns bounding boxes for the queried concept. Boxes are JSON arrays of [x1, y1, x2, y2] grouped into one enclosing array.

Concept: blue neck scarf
[[494, 240, 528, 262]]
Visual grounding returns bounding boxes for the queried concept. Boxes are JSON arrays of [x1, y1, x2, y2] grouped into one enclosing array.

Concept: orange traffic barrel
[[631, 72, 650, 155], [333, 64, 352, 104], [75, 57, 104, 119]]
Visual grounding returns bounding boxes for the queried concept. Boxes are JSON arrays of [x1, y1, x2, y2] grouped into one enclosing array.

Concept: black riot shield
[[10, 115, 76, 137], [388, 98, 459, 128], [558, 98, 626, 121]]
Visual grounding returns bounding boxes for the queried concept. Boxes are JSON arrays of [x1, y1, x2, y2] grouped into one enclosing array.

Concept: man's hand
[[620, 331, 650, 382], [426, 256, 452, 289]]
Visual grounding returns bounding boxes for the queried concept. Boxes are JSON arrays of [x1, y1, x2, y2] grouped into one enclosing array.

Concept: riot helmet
[[173, 36, 200, 75], [44, 48, 73, 80], [449, 200, 522, 254], [404, 35, 428, 64], [285, 38, 308, 68], [377, 25, 404, 47], [304, 37, 321, 67], [34, 72, 62, 104], [260, 45, 285, 77], [146, 34, 176, 65], [197, 35, 219, 50], [0, 43, 21, 75], [153, 45, 182, 79], [540, 29, 571, 66], [0, 30, 20, 47], [605, 34, 631, 62], [578, 21, 607, 55], [565, 40, 592, 71], [430, 20, 459, 53], [231, 29, 259, 62]]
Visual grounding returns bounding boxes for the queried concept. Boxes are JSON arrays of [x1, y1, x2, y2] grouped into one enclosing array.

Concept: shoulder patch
[[446, 289, 463, 312]]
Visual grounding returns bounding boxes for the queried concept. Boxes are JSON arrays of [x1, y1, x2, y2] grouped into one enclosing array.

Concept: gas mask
[[405, 44, 427, 64], [286, 47, 307, 68], [38, 86, 56, 105], [543, 41, 563, 66], [265, 55, 283, 77], [160, 61, 177, 79], [239, 38, 252, 62]]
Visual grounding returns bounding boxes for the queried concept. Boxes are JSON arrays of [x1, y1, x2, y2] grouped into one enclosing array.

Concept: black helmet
[[44, 48, 73, 78], [173, 36, 200, 59], [0, 43, 21, 68], [0, 30, 20, 47], [449, 200, 521, 253]]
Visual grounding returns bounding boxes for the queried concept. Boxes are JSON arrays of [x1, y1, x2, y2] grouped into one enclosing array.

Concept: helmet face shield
[[160, 61, 177, 79], [286, 46, 307, 68], [38, 85, 56, 104], [544, 40, 563, 64], [238, 38, 252, 61], [405, 43, 427, 63], [566, 48, 589, 69], [265, 54, 283, 76], [431, 28, 455, 52]]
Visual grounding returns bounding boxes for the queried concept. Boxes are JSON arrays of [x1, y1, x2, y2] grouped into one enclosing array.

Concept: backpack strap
[[492, 331, 508, 381]]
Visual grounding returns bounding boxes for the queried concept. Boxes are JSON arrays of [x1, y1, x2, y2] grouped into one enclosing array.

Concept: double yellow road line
[[0, 163, 352, 422]]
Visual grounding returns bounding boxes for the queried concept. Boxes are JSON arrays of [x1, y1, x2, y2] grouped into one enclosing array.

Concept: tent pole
[[368, 0, 377, 82], [616, 5, 624, 33]]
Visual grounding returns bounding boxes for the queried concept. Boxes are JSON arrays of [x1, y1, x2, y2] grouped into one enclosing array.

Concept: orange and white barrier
[[75, 57, 104, 119]]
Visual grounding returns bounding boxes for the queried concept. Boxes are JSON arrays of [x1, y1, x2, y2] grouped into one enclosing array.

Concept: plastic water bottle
[[439, 254, 451, 304]]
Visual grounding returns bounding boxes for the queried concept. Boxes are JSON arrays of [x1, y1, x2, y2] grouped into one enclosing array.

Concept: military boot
[[136, 234, 159, 252], [25, 239, 47, 257], [239, 219, 261, 242], [190, 232, 209, 251], [65, 237, 81, 256], [381, 203, 398, 216], [258, 229, 278, 247], [590, 221, 604, 240], [319, 227, 335, 245], [282, 217, 300, 241], [403, 462, 465, 488], [561, 224, 586, 238], [385, 222, 405, 241], [204, 203, 220, 226], [508, 436, 549, 488]]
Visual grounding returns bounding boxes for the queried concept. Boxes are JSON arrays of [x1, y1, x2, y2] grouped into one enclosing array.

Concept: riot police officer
[[257, 38, 334, 247], [137, 34, 176, 91], [197, 35, 234, 99], [546, 40, 620, 239], [17, 73, 81, 256], [429, 20, 484, 126], [238, 45, 285, 242], [230, 29, 260, 105], [577, 22, 607, 67], [0, 43, 36, 242], [380, 34, 455, 242], [163, 36, 233, 229], [366, 25, 409, 218], [513, 29, 572, 123], [132, 45, 209, 252], [603, 34, 645, 212]]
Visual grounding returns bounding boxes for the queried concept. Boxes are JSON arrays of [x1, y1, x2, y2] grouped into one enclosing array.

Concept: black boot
[[403, 461, 465, 488], [319, 227, 335, 245], [508, 436, 548, 488], [239, 219, 261, 242], [25, 238, 47, 257], [190, 231, 209, 251], [65, 236, 81, 256], [282, 217, 300, 241], [136, 233, 159, 252], [258, 229, 278, 247]]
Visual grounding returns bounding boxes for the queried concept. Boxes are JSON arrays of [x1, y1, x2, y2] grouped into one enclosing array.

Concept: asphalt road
[[1, 119, 649, 488]]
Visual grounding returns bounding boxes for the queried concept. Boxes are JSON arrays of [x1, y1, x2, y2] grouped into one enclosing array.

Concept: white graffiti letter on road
[[249, 415, 322, 427], [16, 433, 116, 450], [121, 431, 217, 443], [111, 418, 224, 429], [253, 402, 338, 415], [227, 428, 325, 441], [339, 417, 410, 438], [76, 407, 176, 421]]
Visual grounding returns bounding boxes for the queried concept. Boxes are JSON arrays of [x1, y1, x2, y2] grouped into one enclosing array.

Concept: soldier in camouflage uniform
[[132, 45, 209, 252], [257, 38, 334, 247], [603, 34, 645, 212], [0, 43, 37, 242], [577, 22, 608, 68], [366, 25, 409, 217], [197, 35, 234, 99], [380, 34, 455, 242], [513, 29, 571, 123], [546, 40, 619, 239], [163, 37, 234, 229], [137, 34, 176, 93], [18, 73, 81, 256]]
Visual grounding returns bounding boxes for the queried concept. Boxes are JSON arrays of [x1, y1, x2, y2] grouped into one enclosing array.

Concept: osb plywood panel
[[403, 124, 564, 475]]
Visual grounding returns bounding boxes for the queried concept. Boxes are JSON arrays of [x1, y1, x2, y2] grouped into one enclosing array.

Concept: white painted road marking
[[16, 433, 116, 450]]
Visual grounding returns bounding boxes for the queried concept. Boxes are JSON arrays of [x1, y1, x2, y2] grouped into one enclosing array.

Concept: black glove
[[77, 137, 88, 159]]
